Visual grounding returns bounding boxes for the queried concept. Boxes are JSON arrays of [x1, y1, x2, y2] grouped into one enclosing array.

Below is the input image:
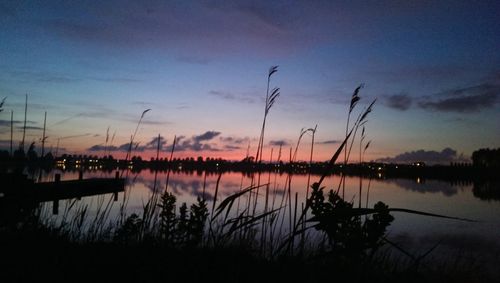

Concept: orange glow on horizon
[[62, 142, 384, 163]]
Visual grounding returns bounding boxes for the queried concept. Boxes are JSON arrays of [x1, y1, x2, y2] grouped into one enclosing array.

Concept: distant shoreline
[[1, 156, 498, 182]]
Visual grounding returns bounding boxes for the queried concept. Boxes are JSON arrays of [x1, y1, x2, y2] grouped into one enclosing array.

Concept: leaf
[[360, 99, 376, 122], [212, 184, 263, 221], [223, 207, 282, 238], [364, 140, 371, 152], [316, 128, 354, 187], [306, 207, 476, 222]]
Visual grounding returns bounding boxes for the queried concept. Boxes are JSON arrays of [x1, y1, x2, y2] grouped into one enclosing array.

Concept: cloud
[[139, 119, 171, 126], [30, 1, 358, 58], [145, 135, 167, 149], [193, 131, 221, 142], [88, 135, 167, 152], [418, 83, 499, 113], [87, 132, 234, 153], [57, 133, 92, 140], [16, 125, 43, 131], [209, 90, 255, 104], [167, 131, 222, 152], [385, 93, 412, 111], [219, 136, 250, 144], [173, 137, 219, 152], [51, 113, 84, 126], [0, 119, 37, 127], [218, 136, 250, 151], [224, 145, 241, 150], [87, 144, 111, 152], [269, 140, 289, 146], [377, 147, 469, 165], [319, 140, 340, 144]]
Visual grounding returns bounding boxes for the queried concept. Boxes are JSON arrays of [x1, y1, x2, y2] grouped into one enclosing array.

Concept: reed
[[249, 66, 280, 229], [122, 108, 151, 176]]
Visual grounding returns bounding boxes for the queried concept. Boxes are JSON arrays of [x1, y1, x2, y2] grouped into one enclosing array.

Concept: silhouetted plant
[[177, 203, 189, 244], [157, 192, 208, 247], [158, 191, 177, 244], [114, 213, 143, 243], [187, 197, 209, 246], [308, 183, 394, 257]]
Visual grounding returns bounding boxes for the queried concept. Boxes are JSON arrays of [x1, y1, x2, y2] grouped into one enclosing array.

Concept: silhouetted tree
[[472, 148, 500, 168]]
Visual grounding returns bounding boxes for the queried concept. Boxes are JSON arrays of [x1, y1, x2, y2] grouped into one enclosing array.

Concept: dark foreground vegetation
[[0, 185, 494, 283]]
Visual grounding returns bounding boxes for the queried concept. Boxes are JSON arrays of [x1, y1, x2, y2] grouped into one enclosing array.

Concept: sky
[[0, 0, 499, 164]]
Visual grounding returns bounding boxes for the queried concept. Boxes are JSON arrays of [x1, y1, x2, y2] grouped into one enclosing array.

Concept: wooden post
[[114, 171, 120, 201], [53, 200, 59, 215], [53, 174, 60, 215]]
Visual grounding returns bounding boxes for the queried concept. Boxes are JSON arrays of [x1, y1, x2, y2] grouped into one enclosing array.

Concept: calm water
[[36, 169, 500, 261]]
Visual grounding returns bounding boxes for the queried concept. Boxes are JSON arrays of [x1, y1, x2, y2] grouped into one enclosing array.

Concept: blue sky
[[0, 0, 499, 163]]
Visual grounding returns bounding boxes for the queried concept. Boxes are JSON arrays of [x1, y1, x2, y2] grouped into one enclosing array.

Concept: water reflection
[[386, 178, 460, 196], [2, 170, 500, 251], [473, 180, 500, 201]]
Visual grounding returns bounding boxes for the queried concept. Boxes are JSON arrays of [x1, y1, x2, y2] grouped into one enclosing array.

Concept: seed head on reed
[[0, 96, 6, 112], [349, 84, 363, 114]]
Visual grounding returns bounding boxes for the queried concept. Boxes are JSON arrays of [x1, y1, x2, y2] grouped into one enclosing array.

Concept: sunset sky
[[0, 1, 499, 163]]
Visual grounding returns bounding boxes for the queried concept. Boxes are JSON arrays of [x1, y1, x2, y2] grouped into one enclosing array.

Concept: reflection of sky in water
[[35, 170, 500, 258], [384, 178, 461, 196]]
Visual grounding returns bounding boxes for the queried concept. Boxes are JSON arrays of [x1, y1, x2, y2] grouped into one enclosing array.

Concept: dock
[[32, 173, 125, 202], [0, 171, 125, 214]]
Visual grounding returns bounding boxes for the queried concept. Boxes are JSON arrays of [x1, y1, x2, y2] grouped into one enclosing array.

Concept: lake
[[29, 169, 500, 268]]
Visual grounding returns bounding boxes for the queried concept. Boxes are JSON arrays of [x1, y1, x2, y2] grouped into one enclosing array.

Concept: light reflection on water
[[37, 170, 500, 254]]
